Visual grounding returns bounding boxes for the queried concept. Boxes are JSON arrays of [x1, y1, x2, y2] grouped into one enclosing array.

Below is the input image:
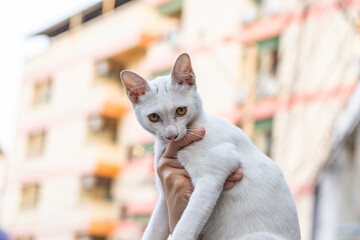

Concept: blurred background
[[0, 0, 360, 239]]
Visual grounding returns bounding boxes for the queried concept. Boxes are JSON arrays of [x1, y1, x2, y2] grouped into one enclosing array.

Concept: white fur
[[121, 60, 300, 240]]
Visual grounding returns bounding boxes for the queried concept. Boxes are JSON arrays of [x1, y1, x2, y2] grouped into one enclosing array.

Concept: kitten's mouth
[[162, 132, 184, 143], [165, 136, 179, 142]]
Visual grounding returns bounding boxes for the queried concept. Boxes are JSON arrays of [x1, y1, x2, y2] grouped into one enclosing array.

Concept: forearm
[[143, 196, 169, 240]]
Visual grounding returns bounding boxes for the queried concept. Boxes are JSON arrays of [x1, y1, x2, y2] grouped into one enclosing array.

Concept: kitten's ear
[[171, 53, 196, 87], [120, 70, 150, 104]]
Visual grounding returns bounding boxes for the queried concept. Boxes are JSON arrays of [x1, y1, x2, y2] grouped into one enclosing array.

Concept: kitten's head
[[120, 53, 202, 143]]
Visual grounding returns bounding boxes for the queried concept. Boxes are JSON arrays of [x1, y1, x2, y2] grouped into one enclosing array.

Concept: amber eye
[[176, 107, 187, 116], [148, 113, 160, 122]]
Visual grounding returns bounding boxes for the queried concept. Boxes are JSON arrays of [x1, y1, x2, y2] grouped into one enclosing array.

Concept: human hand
[[156, 128, 244, 233]]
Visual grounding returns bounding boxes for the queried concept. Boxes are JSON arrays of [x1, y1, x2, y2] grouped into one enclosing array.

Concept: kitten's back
[[181, 113, 300, 240]]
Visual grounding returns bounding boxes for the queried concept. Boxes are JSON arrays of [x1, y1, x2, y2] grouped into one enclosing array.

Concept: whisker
[[187, 132, 203, 138], [183, 135, 189, 146], [187, 133, 198, 139]]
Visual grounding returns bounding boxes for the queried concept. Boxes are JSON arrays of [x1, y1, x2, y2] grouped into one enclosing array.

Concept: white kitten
[[121, 53, 300, 240]]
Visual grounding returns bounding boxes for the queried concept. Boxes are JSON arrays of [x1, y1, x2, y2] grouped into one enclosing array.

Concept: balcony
[[92, 72, 130, 119], [85, 140, 125, 178], [81, 200, 120, 223]]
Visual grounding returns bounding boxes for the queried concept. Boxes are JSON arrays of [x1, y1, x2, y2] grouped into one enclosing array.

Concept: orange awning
[[140, 33, 159, 47], [101, 101, 130, 118], [95, 162, 122, 178], [89, 221, 116, 236]]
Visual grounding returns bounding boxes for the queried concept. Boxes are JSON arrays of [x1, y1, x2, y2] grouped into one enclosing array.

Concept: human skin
[[157, 128, 244, 233]]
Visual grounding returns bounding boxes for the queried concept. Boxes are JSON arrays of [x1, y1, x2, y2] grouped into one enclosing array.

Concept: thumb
[[162, 127, 205, 158]]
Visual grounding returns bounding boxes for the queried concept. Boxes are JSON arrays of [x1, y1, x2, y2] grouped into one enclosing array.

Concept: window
[[0, 146, 4, 160], [157, 0, 182, 18], [76, 235, 106, 240], [80, 175, 113, 201], [14, 236, 34, 240], [20, 184, 39, 209], [82, 4, 102, 23], [33, 79, 52, 106], [257, 38, 278, 77], [94, 59, 124, 83], [241, 0, 281, 23], [87, 116, 118, 142], [253, 118, 273, 157], [114, 0, 132, 8], [256, 38, 279, 99], [27, 131, 46, 158]]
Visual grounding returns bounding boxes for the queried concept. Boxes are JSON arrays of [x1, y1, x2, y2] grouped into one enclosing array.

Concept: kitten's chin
[[157, 135, 172, 144]]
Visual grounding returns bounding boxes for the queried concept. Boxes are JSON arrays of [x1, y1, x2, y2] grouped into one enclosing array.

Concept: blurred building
[[1, 1, 175, 239], [0, 146, 5, 218], [1, 0, 360, 240]]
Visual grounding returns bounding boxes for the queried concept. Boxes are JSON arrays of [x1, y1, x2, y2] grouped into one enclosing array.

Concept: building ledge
[[24, 1, 177, 85], [140, 0, 360, 75]]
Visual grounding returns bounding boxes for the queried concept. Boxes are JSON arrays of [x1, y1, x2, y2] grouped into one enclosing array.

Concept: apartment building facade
[[1, 1, 176, 239], [1, 0, 360, 239]]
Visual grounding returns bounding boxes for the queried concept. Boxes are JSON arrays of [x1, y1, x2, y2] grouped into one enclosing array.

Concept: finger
[[169, 127, 205, 153], [163, 127, 205, 158], [226, 169, 243, 181], [158, 157, 184, 170], [223, 181, 236, 191]]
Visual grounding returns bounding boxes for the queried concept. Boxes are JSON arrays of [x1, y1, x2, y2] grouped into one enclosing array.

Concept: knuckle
[[173, 178, 187, 190], [156, 164, 165, 176], [223, 181, 235, 191], [156, 158, 170, 174], [164, 172, 178, 185], [181, 191, 192, 201]]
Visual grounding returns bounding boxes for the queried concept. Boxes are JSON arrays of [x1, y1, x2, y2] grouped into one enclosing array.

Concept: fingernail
[[197, 127, 206, 136]]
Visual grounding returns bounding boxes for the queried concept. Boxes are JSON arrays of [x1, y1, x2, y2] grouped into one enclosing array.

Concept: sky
[[0, 0, 101, 154]]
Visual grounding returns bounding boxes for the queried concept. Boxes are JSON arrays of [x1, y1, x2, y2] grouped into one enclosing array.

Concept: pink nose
[[166, 134, 178, 140]]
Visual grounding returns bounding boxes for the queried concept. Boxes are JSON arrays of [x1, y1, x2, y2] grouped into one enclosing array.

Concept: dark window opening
[[33, 79, 52, 107], [27, 131, 46, 158], [80, 175, 113, 201], [82, 4, 103, 23], [256, 37, 279, 99], [20, 184, 40, 209], [94, 59, 125, 83], [115, 0, 132, 8], [76, 235, 107, 240], [254, 118, 273, 157], [87, 116, 118, 142], [46, 20, 70, 37], [257, 38, 279, 77]]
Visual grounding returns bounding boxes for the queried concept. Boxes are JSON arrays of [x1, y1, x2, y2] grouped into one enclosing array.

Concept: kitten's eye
[[148, 113, 160, 122], [176, 107, 187, 116]]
